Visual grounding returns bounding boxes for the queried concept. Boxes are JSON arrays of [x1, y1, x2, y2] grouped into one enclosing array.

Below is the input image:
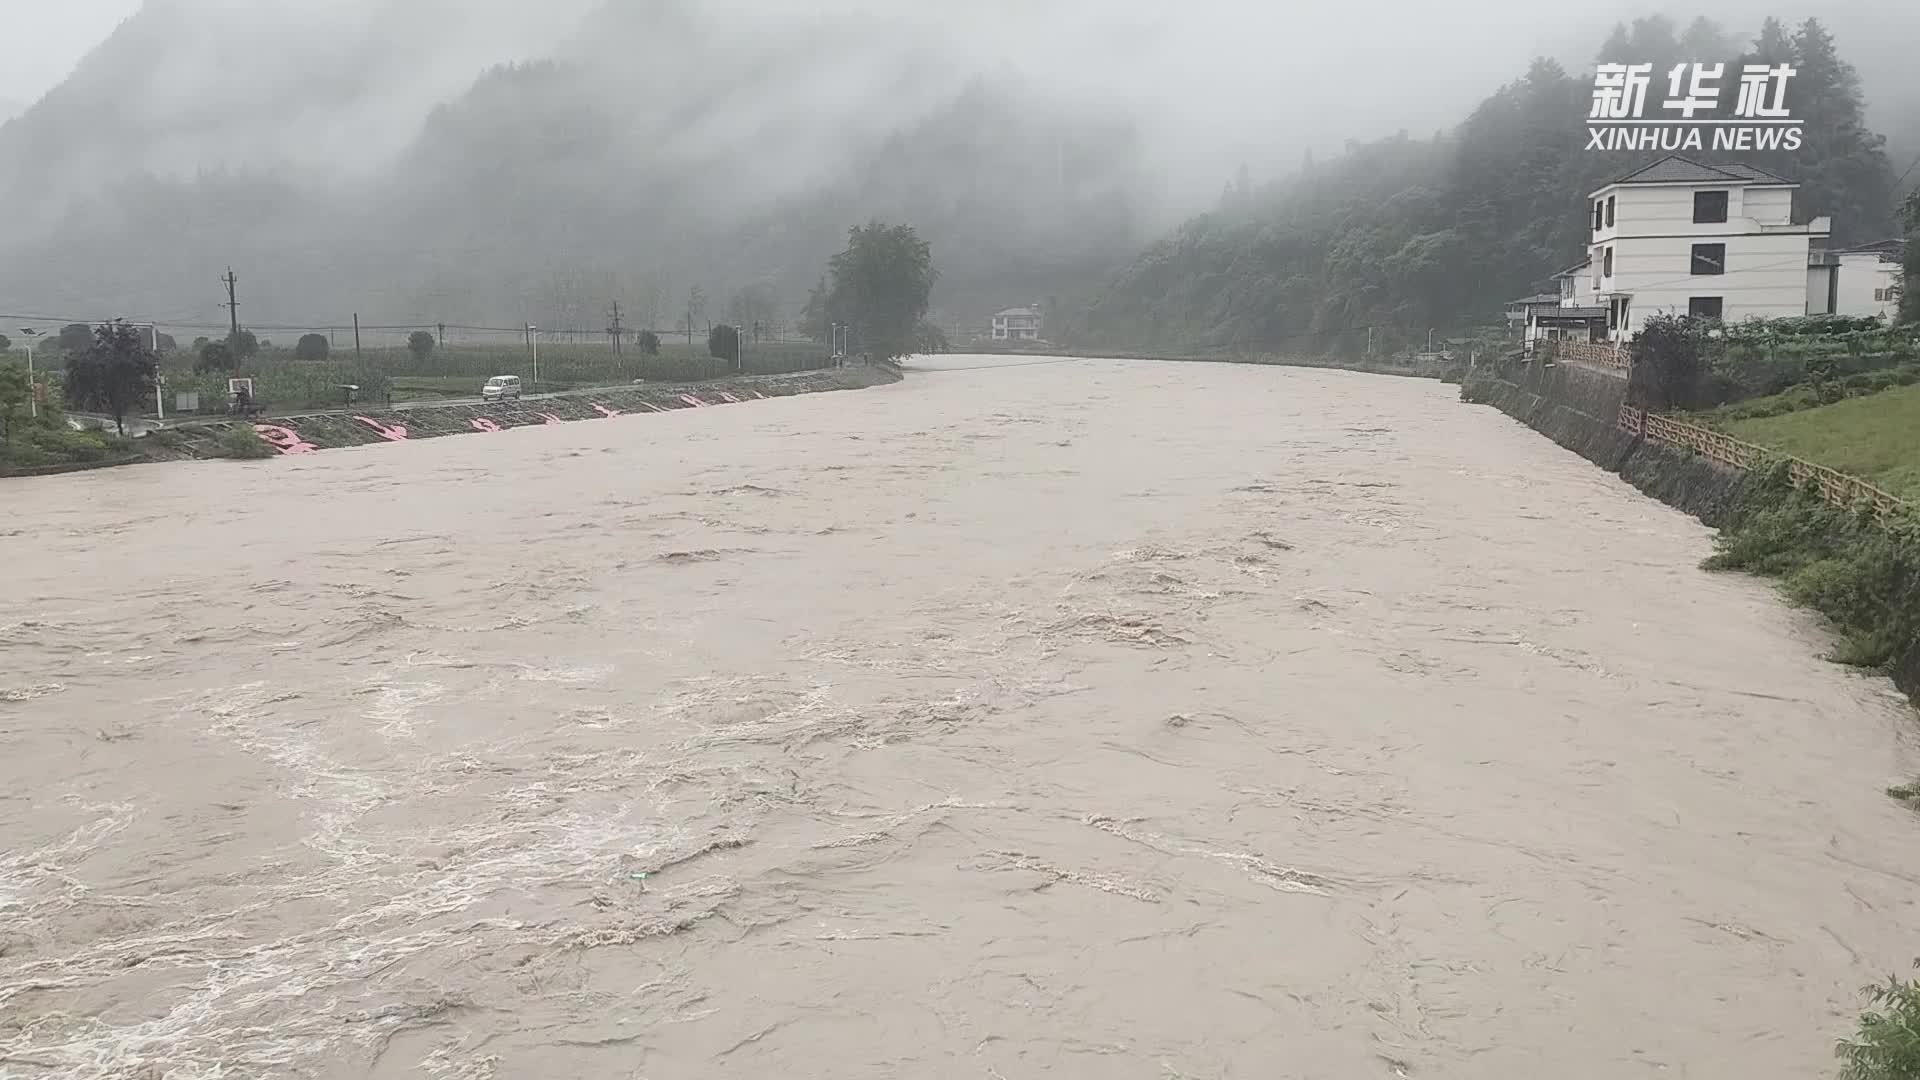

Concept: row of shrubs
[[1710, 364, 1920, 422]]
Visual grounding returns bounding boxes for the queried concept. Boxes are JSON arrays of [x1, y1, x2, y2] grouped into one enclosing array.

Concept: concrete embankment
[[1463, 361, 1745, 527], [1467, 359, 1920, 708], [155, 364, 899, 459]]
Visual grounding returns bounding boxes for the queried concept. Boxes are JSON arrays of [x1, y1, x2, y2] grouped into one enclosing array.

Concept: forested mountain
[[1077, 16, 1903, 355], [0, 0, 1155, 331]]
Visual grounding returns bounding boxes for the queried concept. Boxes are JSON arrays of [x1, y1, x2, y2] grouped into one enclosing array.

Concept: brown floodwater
[[2, 356, 1916, 1079]]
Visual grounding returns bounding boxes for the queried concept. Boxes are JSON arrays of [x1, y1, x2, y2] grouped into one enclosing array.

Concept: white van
[[481, 375, 522, 402]]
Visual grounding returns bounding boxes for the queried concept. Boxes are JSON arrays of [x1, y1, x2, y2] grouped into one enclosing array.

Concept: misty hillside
[[0, 0, 1154, 331], [1077, 15, 1908, 356]]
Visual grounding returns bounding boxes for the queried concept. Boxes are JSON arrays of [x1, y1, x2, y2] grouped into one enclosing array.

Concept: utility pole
[[19, 328, 40, 419], [608, 302, 623, 356], [221, 268, 240, 342], [353, 313, 362, 360], [437, 322, 446, 348]]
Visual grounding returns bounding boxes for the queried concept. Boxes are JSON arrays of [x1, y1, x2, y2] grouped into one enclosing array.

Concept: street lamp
[[18, 328, 42, 418]]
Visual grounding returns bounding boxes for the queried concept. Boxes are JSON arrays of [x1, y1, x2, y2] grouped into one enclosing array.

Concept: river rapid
[[3, 355, 1915, 1079]]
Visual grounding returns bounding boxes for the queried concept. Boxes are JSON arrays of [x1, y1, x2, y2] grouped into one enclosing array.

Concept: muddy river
[[3, 356, 1916, 1078]]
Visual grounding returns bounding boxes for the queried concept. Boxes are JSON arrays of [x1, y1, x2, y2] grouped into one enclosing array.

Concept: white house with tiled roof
[[1584, 155, 1832, 340]]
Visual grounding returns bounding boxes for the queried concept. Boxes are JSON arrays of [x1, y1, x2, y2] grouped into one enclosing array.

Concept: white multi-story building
[[1512, 156, 1903, 349], [990, 306, 1043, 342], [1585, 156, 1830, 340]]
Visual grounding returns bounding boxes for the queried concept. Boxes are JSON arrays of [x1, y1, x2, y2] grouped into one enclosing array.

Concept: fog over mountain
[[2, 0, 1915, 332]]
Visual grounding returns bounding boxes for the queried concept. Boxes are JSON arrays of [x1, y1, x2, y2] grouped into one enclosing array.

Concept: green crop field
[[1724, 383, 1920, 501], [149, 340, 833, 413]]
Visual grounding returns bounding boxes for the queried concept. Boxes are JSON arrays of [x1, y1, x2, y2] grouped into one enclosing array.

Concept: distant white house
[[1512, 155, 1899, 350], [991, 306, 1043, 342], [1811, 238, 1906, 321]]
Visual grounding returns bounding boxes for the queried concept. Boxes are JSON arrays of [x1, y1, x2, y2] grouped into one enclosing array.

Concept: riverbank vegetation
[[28, 336, 838, 417], [1837, 967, 1920, 1079], [1720, 385, 1920, 501], [0, 362, 134, 473], [1705, 461, 1918, 679]]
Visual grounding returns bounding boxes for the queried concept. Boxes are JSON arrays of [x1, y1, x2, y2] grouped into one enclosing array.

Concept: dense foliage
[[1082, 16, 1899, 355], [1707, 462, 1919, 672], [195, 341, 236, 374], [1838, 967, 1920, 1080], [708, 324, 740, 364], [823, 223, 937, 361], [64, 322, 158, 435], [295, 333, 330, 362], [1628, 315, 1712, 412]]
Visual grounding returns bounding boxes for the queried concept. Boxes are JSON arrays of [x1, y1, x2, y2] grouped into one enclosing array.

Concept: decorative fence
[[1556, 340, 1631, 371], [1618, 405, 1910, 520]]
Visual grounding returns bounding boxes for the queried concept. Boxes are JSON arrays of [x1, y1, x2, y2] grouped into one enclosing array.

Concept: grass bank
[[1719, 383, 1920, 502], [1, 395, 137, 475]]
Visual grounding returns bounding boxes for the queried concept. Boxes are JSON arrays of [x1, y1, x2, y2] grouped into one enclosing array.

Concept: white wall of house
[[1834, 252, 1901, 319], [990, 310, 1043, 341], [1587, 179, 1826, 336], [1600, 231, 1819, 330], [1807, 266, 1835, 315], [1590, 183, 1794, 246]]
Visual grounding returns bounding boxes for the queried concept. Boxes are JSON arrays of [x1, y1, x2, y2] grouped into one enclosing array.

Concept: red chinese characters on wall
[[254, 424, 317, 455], [470, 417, 503, 433], [354, 416, 410, 442]]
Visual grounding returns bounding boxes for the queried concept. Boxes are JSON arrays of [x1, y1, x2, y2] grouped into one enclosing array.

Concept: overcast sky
[[2, 0, 141, 104]]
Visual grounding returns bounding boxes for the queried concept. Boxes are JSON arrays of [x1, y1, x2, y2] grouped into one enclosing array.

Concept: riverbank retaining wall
[[1466, 361, 1920, 707], [153, 364, 899, 460], [1464, 361, 1747, 526]]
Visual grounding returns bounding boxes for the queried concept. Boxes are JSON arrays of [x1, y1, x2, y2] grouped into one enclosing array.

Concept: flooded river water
[[3, 356, 1916, 1078]]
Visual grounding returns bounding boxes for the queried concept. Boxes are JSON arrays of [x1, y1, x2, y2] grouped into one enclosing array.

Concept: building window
[[1690, 243, 1726, 275], [1694, 190, 1729, 223], [1603, 247, 1614, 277], [1594, 201, 1605, 232], [1874, 288, 1889, 302], [1688, 296, 1724, 320], [1605, 196, 1616, 228]]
